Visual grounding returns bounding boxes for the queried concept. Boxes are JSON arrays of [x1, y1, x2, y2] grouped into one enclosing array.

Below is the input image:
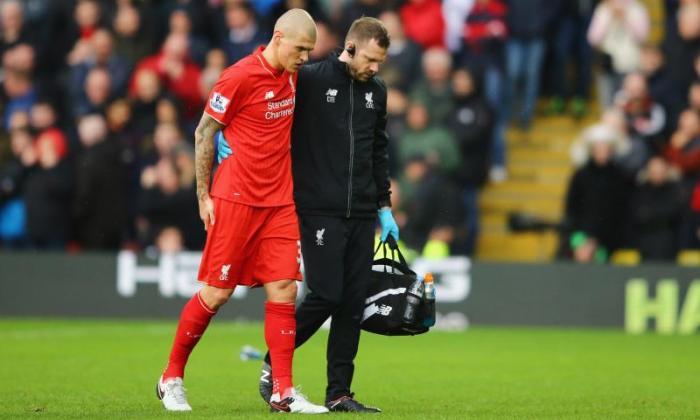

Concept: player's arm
[[373, 82, 398, 241], [195, 113, 224, 230], [372, 83, 391, 209]]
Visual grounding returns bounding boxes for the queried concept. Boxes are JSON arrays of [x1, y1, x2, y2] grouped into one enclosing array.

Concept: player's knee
[[266, 280, 297, 303], [201, 286, 234, 309]]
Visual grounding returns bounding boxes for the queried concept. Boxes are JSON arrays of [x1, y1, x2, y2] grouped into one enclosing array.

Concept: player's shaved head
[[265, 8, 316, 73], [274, 8, 317, 41]]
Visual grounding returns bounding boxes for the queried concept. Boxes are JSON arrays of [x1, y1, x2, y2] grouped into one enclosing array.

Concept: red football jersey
[[204, 46, 298, 207]]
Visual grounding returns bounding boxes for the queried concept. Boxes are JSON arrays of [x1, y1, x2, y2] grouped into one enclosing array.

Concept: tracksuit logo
[[326, 89, 338, 103], [365, 92, 374, 109]]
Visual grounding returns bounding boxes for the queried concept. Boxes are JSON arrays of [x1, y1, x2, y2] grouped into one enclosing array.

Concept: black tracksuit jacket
[[291, 52, 391, 218]]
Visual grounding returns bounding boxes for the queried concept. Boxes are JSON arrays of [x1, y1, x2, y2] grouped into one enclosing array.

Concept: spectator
[[504, 0, 559, 130], [3, 70, 37, 130], [0, 0, 33, 60], [631, 157, 683, 261], [588, 0, 650, 108], [74, 67, 113, 118], [689, 81, 700, 113], [639, 44, 683, 131], [73, 114, 125, 249], [665, 109, 700, 176], [460, 0, 509, 182], [70, 28, 130, 101], [154, 226, 185, 254], [156, 96, 184, 128], [130, 68, 161, 136], [398, 155, 464, 256], [548, 0, 595, 118], [308, 20, 339, 63], [448, 67, 493, 255], [168, 9, 209, 66], [399, 0, 445, 49], [219, 1, 267, 65], [130, 33, 202, 121], [67, 0, 103, 66], [615, 72, 666, 152], [199, 48, 227, 103], [386, 88, 409, 177], [29, 100, 58, 132], [0, 128, 32, 246], [23, 128, 72, 249], [339, 0, 385, 36], [137, 157, 202, 250], [378, 10, 423, 93], [398, 101, 460, 174], [663, 0, 700, 93], [410, 47, 453, 126], [112, 4, 154, 67], [595, 108, 647, 176], [149, 122, 185, 164], [563, 123, 632, 262]]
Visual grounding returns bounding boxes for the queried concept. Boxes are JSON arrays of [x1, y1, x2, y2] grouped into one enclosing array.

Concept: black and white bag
[[361, 238, 434, 336]]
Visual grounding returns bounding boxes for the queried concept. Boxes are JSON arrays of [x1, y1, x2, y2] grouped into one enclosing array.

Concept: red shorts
[[198, 198, 302, 289]]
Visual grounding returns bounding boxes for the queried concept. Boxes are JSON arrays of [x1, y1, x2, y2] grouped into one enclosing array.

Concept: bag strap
[[374, 236, 410, 273]]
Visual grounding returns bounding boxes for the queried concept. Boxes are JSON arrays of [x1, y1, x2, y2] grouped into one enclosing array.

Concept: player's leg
[[256, 205, 328, 414], [157, 286, 233, 411], [261, 215, 347, 365], [263, 279, 297, 399], [325, 218, 380, 412], [158, 198, 253, 411]]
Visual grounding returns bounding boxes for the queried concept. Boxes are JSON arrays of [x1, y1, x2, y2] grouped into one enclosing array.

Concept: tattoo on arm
[[194, 114, 224, 201]]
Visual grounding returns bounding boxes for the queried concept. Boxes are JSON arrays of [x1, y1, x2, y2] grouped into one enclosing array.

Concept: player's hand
[[216, 131, 233, 164], [378, 207, 399, 242], [199, 195, 215, 231]]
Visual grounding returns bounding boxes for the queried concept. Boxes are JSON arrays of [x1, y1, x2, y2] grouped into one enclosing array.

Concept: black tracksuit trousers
[[265, 213, 375, 402]]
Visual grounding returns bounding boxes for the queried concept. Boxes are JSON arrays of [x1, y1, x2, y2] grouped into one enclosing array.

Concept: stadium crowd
[[0, 0, 698, 262]]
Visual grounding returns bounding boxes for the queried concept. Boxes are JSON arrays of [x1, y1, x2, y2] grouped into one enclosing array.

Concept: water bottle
[[422, 273, 436, 327], [402, 275, 424, 325], [239, 345, 262, 361]]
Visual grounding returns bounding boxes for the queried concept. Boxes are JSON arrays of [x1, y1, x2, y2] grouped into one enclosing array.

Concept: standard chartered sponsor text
[[266, 97, 295, 120]]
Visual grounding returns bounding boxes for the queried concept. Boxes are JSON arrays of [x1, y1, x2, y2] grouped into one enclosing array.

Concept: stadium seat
[[677, 250, 700, 266], [610, 249, 641, 266]]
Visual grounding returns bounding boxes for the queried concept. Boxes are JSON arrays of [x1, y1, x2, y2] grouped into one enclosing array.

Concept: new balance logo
[[265, 90, 275, 100], [260, 369, 271, 384], [326, 88, 338, 103], [220, 264, 231, 281], [378, 304, 392, 316], [316, 228, 325, 246]]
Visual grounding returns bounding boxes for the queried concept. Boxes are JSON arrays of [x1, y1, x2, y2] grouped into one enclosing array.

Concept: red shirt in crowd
[[204, 46, 297, 207], [130, 51, 202, 118], [400, 0, 446, 49]]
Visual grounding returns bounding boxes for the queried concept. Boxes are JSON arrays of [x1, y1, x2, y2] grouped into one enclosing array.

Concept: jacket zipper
[[346, 79, 355, 218]]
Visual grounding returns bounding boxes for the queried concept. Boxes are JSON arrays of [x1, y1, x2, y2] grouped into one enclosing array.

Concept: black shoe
[[258, 361, 273, 403], [326, 393, 381, 413]]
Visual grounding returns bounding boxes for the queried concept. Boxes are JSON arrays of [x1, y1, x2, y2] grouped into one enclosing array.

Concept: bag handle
[[374, 236, 410, 273]]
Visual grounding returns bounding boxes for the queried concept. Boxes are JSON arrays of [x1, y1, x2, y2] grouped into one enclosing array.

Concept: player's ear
[[345, 42, 356, 58], [273, 30, 284, 47]]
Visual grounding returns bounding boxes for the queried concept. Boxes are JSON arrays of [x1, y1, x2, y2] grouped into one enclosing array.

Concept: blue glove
[[378, 208, 399, 242], [216, 131, 232, 164]]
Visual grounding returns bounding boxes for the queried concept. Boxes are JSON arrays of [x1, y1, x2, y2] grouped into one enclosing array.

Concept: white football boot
[[156, 376, 192, 411], [269, 388, 329, 414]]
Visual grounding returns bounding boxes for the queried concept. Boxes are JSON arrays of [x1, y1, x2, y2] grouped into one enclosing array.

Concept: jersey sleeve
[[204, 67, 248, 126]]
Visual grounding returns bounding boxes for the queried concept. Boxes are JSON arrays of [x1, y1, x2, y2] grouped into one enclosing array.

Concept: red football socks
[[265, 301, 296, 398], [163, 292, 217, 380]]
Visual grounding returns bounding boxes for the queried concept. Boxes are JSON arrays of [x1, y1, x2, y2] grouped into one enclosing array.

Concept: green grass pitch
[[1, 319, 699, 419]]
